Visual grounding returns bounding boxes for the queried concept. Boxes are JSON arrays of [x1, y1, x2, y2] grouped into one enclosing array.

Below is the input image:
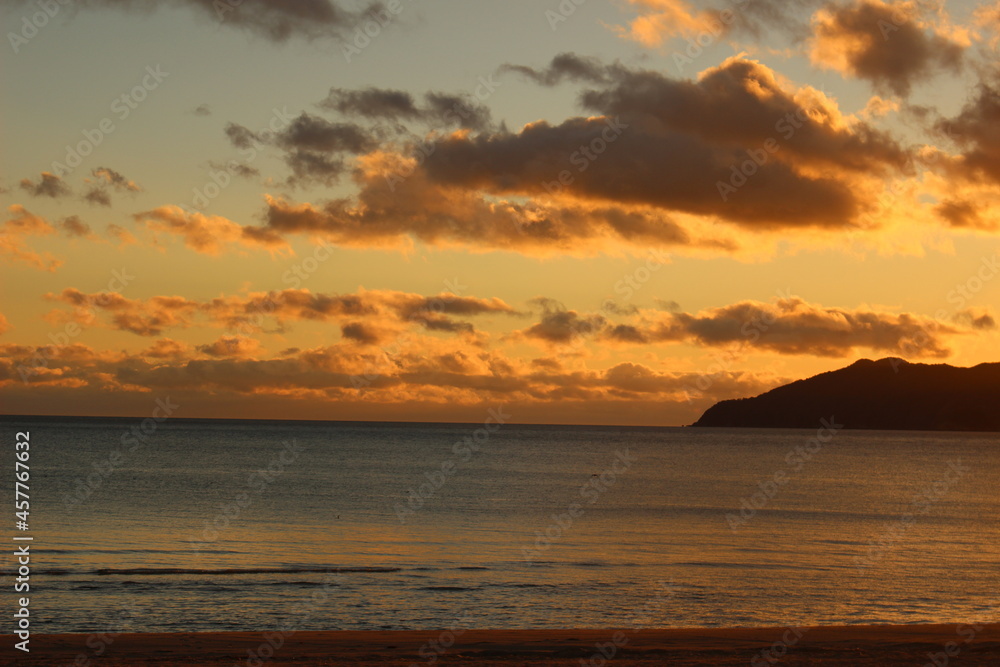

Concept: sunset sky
[[2, 0, 999, 425]]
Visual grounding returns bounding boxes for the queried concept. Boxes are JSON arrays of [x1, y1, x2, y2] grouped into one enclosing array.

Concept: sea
[[3, 416, 999, 634]]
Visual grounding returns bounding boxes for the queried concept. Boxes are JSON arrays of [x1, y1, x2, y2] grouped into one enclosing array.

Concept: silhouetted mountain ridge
[[692, 358, 1000, 431]]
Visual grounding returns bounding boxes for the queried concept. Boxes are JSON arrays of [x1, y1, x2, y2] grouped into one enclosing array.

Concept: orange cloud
[[134, 206, 291, 256], [140, 338, 193, 360], [46, 289, 200, 336], [608, 298, 962, 358], [19, 171, 71, 198], [197, 335, 265, 358], [1, 205, 61, 271], [809, 0, 964, 95], [617, 0, 718, 46], [935, 76, 1000, 187], [249, 56, 915, 258], [0, 340, 783, 425], [43, 288, 522, 340], [6, 0, 393, 43], [513, 297, 967, 358]]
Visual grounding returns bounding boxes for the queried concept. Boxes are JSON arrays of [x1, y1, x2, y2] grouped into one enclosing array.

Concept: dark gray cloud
[[278, 113, 374, 154], [341, 322, 383, 345], [811, 0, 964, 96], [276, 114, 373, 185], [599, 298, 959, 358], [21, 0, 391, 43], [519, 298, 607, 345], [500, 52, 609, 86], [320, 88, 422, 120], [956, 308, 996, 331], [19, 172, 71, 198], [92, 167, 141, 192], [84, 188, 112, 207], [936, 76, 1000, 185], [225, 113, 375, 185], [225, 123, 260, 150], [256, 187, 702, 255], [81, 167, 140, 207], [320, 87, 493, 131], [423, 112, 857, 229], [59, 216, 93, 238], [412, 55, 911, 230], [935, 199, 991, 230]]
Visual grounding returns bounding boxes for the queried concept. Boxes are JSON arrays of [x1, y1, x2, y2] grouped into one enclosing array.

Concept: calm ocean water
[[3, 416, 999, 633]]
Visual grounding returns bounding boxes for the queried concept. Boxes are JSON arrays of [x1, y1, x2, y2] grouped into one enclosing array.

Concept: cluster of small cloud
[[0, 205, 96, 271], [85, 167, 142, 207], [17, 168, 141, 209], [5, 0, 391, 42], [0, 336, 784, 424], [619, 0, 975, 99], [42, 287, 521, 340], [222, 87, 494, 187], [39, 283, 988, 362], [8, 0, 995, 263], [6, 284, 993, 420], [515, 296, 973, 359], [218, 52, 922, 257], [135, 205, 288, 255], [10, 2, 995, 263]]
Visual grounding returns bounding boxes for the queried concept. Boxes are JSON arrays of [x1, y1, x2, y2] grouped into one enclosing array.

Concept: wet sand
[[7, 623, 1000, 665]]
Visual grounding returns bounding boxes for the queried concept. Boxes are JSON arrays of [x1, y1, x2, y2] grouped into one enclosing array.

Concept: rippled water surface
[[4, 417, 999, 632]]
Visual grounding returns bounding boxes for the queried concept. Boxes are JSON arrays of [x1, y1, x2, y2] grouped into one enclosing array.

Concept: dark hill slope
[[692, 358, 1000, 431]]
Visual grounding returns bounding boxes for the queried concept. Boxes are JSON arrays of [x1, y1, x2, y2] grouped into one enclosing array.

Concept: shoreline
[[7, 623, 999, 665]]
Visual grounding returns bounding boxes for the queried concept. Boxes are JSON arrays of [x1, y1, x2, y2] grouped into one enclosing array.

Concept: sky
[[1, 0, 999, 426]]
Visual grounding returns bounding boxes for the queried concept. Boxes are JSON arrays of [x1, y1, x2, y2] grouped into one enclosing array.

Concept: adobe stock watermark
[[183, 106, 295, 212], [716, 100, 823, 202], [579, 579, 678, 666], [681, 288, 797, 404], [17, 267, 135, 384], [350, 277, 469, 391], [394, 407, 511, 523], [50, 66, 169, 178], [560, 249, 673, 352], [240, 570, 345, 667], [541, 117, 628, 198], [521, 447, 638, 564], [918, 596, 1000, 667], [854, 459, 970, 571], [671, 0, 754, 73], [408, 612, 474, 667], [877, 0, 939, 40], [627, 578, 678, 629], [228, 241, 336, 337], [546, 0, 587, 31], [341, 0, 416, 63], [62, 397, 180, 509], [611, 249, 672, 301], [750, 626, 811, 667], [67, 600, 143, 667], [385, 81, 501, 192], [187, 439, 304, 554], [726, 417, 843, 531], [7, 0, 73, 53], [892, 253, 999, 371], [848, 147, 955, 238]]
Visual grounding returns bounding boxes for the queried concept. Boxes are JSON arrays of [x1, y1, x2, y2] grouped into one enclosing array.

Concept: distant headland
[[691, 358, 1000, 432]]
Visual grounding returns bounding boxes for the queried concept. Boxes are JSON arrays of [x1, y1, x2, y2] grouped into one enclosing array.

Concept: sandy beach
[[6, 623, 999, 666]]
